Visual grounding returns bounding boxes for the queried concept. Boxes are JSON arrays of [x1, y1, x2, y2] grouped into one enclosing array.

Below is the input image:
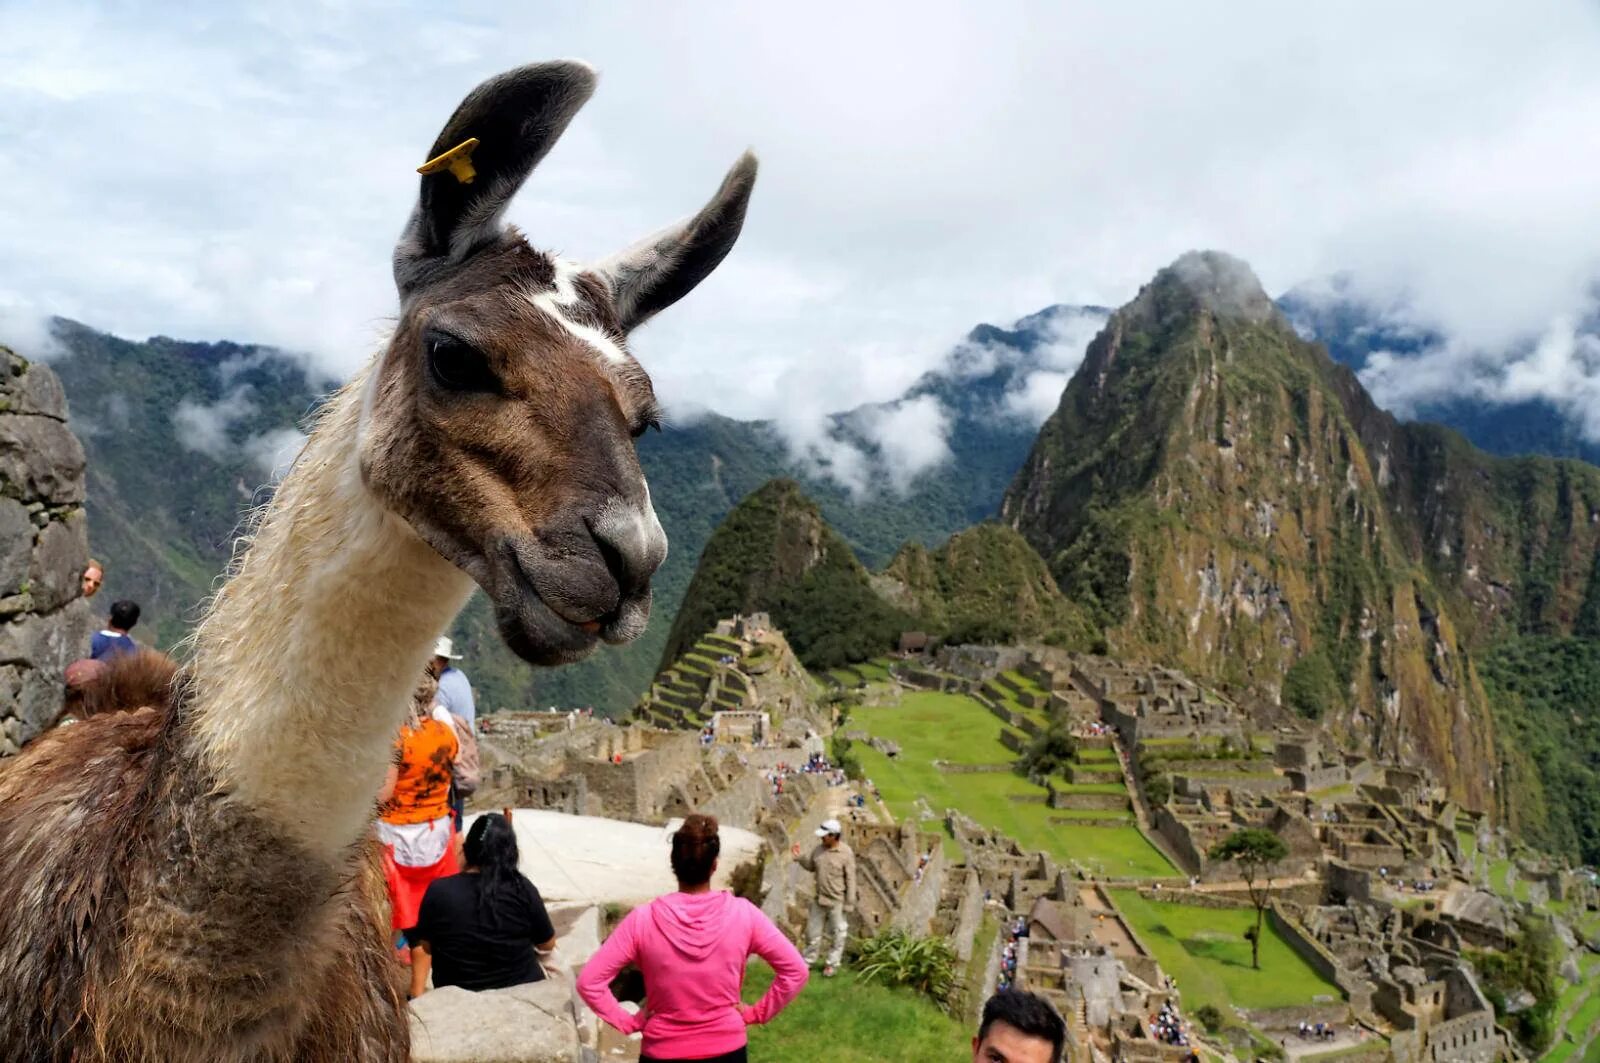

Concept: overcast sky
[[3, 0, 1600, 431]]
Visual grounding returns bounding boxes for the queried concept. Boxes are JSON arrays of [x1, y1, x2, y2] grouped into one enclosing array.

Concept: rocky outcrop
[[0, 347, 93, 754]]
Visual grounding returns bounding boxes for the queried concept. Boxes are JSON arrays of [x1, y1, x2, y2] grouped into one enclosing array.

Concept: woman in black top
[[407, 812, 557, 998]]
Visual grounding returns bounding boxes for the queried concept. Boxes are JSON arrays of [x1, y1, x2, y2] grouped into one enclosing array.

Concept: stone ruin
[[0, 348, 93, 756]]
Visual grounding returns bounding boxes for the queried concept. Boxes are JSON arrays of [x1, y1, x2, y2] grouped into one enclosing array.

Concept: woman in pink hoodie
[[577, 814, 809, 1062]]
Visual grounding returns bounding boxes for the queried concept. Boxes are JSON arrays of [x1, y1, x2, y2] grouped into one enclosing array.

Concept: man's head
[[816, 818, 843, 849], [81, 560, 103, 599], [431, 635, 462, 677], [108, 599, 140, 633], [973, 990, 1065, 1063]]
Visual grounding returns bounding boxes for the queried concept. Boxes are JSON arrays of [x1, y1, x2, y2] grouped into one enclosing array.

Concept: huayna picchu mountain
[[1004, 251, 1600, 817]]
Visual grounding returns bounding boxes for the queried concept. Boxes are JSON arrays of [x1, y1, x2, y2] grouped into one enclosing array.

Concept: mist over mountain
[[1281, 277, 1600, 466]]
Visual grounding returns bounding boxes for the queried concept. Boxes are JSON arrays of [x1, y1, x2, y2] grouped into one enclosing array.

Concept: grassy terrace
[[1107, 889, 1341, 1012], [744, 964, 969, 1061], [1546, 953, 1600, 1062], [853, 692, 1178, 879]]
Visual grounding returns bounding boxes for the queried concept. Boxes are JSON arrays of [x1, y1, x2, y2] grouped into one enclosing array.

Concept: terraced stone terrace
[[851, 690, 1179, 879]]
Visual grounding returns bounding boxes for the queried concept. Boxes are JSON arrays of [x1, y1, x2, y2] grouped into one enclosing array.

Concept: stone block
[[409, 977, 580, 1063], [0, 414, 86, 504], [7, 360, 69, 419], [27, 512, 88, 612], [0, 497, 33, 596]]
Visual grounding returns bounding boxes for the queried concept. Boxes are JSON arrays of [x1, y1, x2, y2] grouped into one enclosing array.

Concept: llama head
[[363, 60, 756, 666]]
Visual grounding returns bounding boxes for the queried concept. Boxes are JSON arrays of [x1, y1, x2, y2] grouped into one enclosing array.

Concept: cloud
[[0, 296, 66, 361], [1004, 371, 1072, 424], [4, 1, 1600, 428], [1360, 310, 1600, 441], [855, 395, 952, 492], [171, 387, 257, 457], [244, 427, 309, 480]]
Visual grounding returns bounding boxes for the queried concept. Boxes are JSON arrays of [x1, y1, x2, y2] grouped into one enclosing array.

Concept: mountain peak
[[1145, 250, 1274, 324]]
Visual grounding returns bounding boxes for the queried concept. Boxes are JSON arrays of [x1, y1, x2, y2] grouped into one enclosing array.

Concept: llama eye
[[425, 331, 500, 394]]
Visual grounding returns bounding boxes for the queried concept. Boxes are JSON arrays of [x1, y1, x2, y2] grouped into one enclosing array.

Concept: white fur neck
[[188, 374, 474, 862]]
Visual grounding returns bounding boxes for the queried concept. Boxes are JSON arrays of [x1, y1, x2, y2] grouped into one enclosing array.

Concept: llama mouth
[[492, 560, 651, 666], [493, 572, 605, 667]]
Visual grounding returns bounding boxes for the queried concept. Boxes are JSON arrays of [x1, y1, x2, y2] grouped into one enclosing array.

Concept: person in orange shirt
[[378, 670, 460, 957]]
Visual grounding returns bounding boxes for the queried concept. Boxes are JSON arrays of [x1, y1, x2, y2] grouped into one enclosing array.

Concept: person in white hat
[[430, 636, 476, 727], [797, 818, 856, 976], [429, 636, 476, 829]]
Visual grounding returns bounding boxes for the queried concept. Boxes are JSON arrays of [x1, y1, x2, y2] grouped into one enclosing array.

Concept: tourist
[[430, 636, 476, 726], [81, 558, 103, 600], [577, 814, 807, 1062], [378, 670, 460, 958], [405, 813, 556, 998], [972, 989, 1066, 1063], [798, 817, 856, 977], [89, 600, 141, 661]]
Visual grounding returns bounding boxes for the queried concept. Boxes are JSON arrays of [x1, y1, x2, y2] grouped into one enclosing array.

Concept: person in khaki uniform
[[797, 818, 856, 976]]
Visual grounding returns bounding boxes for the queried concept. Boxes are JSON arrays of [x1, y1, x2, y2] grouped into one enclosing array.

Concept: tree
[[1020, 722, 1077, 780], [1209, 828, 1288, 970]]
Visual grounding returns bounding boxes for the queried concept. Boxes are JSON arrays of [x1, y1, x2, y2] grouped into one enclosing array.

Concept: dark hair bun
[[671, 814, 721, 886]]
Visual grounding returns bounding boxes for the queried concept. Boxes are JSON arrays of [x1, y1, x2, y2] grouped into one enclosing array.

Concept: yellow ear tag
[[417, 137, 481, 184]]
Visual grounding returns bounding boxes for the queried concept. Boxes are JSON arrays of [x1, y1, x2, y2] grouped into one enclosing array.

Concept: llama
[[0, 60, 756, 1062]]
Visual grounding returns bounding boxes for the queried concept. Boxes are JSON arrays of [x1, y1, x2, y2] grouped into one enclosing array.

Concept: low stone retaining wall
[[938, 762, 1016, 774], [1049, 790, 1129, 812], [1051, 816, 1132, 828], [1135, 887, 1251, 909]]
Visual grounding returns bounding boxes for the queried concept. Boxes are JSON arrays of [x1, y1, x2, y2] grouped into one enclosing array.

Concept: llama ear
[[595, 152, 758, 332], [394, 60, 597, 294]]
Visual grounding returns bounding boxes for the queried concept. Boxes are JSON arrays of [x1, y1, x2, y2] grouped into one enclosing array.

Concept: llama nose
[[589, 492, 668, 597]]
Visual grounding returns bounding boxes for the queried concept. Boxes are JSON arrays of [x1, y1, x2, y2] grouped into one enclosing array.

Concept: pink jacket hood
[[647, 889, 734, 962]]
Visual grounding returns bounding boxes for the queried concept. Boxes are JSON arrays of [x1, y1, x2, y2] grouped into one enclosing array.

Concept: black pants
[[641, 1048, 747, 1063]]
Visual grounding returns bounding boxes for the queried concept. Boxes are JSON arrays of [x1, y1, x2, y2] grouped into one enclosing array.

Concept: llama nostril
[[593, 532, 631, 592], [588, 496, 667, 594]]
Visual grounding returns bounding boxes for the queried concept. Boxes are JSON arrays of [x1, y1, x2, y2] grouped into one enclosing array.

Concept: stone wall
[[0, 349, 93, 755], [890, 839, 946, 937], [1268, 901, 1374, 1018], [950, 868, 985, 962]]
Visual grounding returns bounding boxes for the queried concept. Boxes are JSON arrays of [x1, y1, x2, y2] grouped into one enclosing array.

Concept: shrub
[[1020, 722, 1077, 780], [1144, 773, 1171, 807], [851, 928, 958, 1007], [1193, 1004, 1223, 1032], [831, 734, 864, 781]]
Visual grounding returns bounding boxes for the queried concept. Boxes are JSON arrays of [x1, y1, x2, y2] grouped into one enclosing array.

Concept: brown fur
[[0, 656, 406, 1062]]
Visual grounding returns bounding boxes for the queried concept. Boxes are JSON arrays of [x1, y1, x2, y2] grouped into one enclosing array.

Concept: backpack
[[446, 712, 481, 796]]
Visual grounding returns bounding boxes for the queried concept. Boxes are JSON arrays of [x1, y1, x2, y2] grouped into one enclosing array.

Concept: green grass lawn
[[1566, 992, 1600, 1044], [853, 661, 893, 683], [1488, 858, 1515, 898], [743, 964, 969, 1061], [855, 693, 1177, 878], [1108, 890, 1341, 1012]]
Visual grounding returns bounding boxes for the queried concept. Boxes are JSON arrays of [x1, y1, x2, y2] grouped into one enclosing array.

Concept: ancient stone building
[[0, 348, 93, 754]]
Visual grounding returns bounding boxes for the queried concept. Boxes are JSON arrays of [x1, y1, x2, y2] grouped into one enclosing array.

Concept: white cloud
[[3, 0, 1600, 427], [1360, 311, 1600, 441], [0, 295, 66, 361], [171, 387, 257, 457], [244, 427, 309, 481], [856, 395, 952, 492], [1004, 371, 1072, 425]]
